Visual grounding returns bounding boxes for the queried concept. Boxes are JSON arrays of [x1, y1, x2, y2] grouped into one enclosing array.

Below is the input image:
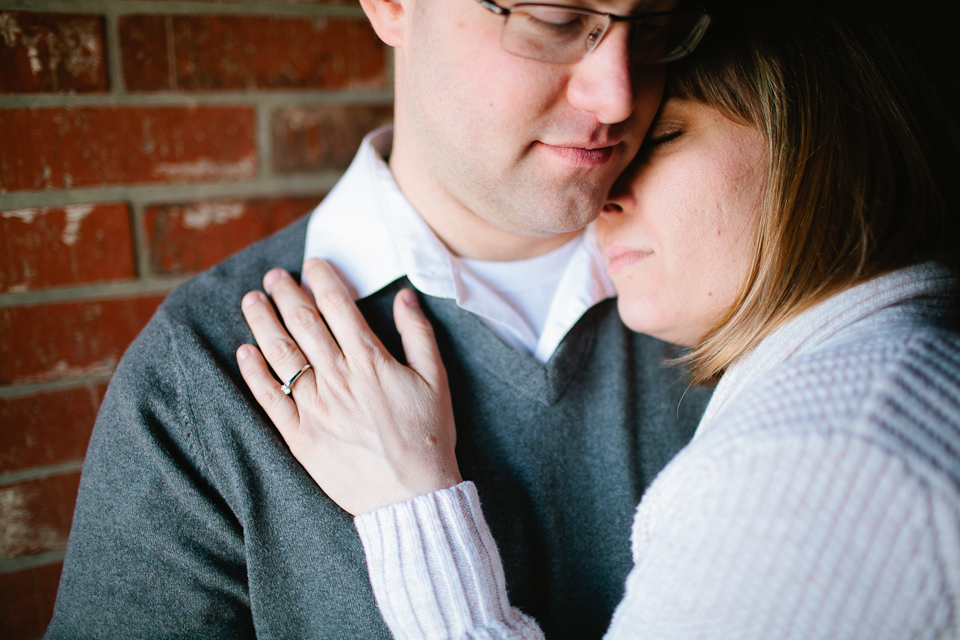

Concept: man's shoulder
[[95, 214, 312, 484], [112, 214, 309, 387], [160, 215, 310, 332]]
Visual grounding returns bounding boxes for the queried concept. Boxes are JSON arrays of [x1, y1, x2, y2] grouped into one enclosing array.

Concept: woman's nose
[[601, 172, 637, 220], [602, 200, 625, 215]]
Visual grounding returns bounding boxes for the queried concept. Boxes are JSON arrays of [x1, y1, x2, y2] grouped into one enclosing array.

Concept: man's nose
[[566, 24, 638, 124]]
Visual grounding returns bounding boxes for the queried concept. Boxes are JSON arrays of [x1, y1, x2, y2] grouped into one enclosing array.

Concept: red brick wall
[[0, 2, 392, 638]]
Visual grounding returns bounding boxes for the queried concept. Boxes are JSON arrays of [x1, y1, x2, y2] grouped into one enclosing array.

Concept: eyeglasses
[[476, 0, 711, 64]]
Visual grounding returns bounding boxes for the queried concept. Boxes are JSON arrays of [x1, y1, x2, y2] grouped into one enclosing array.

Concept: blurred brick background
[[0, 1, 391, 637]]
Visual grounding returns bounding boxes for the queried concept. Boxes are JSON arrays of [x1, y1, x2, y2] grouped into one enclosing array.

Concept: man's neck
[[387, 135, 582, 262]]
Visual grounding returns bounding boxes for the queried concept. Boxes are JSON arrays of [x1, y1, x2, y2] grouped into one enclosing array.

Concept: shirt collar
[[304, 125, 617, 361], [305, 126, 457, 301]]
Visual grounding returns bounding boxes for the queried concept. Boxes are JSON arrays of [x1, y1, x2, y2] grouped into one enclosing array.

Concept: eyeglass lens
[[501, 5, 707, 64]]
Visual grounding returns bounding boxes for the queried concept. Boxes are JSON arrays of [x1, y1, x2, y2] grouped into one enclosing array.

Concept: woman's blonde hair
[[667, 0, 960, 384]]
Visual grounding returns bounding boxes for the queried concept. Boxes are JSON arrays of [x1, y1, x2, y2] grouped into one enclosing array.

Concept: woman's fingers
[[302, 259, 386, 361], [238, 262, 461, 516], [393, 289, 445, 387], [240, 289, 314, 391], [262, 268, 343, 369], [236, 343, 302, 431]]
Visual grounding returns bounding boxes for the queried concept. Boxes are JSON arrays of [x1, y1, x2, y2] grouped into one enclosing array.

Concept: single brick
[[120, 14, 387, 92], [0, 106, 256, 192], [0, 473, 80, 559], [0, 296, 165, 385], [0, 11, 107, 94], [1, 203, 135, 292], [145, 195, 323, 275], [273, 104, 393, 173], [0, 562, 62, 640], [0, 383, 106, 475], [115, 15, 169, 93]]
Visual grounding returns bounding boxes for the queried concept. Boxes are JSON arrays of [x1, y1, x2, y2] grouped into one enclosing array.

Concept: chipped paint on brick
[[13, 357, 119, 385], [0, 485, 64, 559], [180, 201, 245, 230], [145, 195, 321, 275], [2, 203, 135, 292], [58, 20, 102, 84], [0, 13, 23, 48], [154, 154, 256, 182], [0, 107, 256, 191], [61, 204, 94, 246], [0, 11, 106, 93], [2, 208, 40, 224]]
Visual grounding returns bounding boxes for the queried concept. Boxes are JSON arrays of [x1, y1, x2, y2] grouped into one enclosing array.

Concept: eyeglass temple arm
[[477, 0, 510, 16]]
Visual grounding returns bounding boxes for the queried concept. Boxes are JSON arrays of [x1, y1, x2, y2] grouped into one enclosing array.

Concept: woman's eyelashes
[[633, 128, 683, 166], [643, 128, 683, 150]]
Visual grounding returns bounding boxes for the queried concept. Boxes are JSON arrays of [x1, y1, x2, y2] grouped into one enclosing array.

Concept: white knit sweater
[[355, 264, 960, 640]]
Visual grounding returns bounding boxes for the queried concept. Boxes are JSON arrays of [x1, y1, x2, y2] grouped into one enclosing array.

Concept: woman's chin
[[617, 301, 701, 347]]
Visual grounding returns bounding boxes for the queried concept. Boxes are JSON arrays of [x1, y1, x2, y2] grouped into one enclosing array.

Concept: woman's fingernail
[[242, 291, 261, 308], [401, 289, 419, 307], [264, 269, 283, 288], [304, 257, 322, 270], [237, 345, 253, 362]]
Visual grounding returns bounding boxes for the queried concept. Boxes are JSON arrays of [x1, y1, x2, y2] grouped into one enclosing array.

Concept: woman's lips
[[605, 248, 652, 273]]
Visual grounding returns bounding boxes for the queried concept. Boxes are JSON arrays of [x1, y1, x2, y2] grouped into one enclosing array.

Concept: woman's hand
[[236, 258, 461, 515]]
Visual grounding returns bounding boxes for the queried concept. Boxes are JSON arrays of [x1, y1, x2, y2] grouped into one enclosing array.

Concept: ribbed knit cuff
[[355, 482, 515, 640]]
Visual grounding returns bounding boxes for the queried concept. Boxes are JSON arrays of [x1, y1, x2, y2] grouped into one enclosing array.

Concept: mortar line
[[129, 198, 152, 282], [257, 102, 273, 182], [0, 277, 186, 309], [0, 173, 342, 210], [0, 375, 115, 399], [0, 549, 67, 575], [0, 460, 86, 487], [103, 5, 124, 96]]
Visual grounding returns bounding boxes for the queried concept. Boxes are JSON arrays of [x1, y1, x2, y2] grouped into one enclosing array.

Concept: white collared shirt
[[303, 126, 617, 363]]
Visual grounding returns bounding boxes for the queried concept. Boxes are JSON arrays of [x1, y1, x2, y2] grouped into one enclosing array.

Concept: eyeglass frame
[[475, 0, 711, 64]]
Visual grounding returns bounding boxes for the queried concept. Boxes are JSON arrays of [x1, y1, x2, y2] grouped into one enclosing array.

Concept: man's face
[[393, 0, 670, 243]]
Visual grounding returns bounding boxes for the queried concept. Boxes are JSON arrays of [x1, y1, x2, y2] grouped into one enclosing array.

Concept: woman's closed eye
[[643, 128, 683, 151]]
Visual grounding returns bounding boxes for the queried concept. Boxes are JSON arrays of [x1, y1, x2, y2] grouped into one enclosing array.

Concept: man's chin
[[535, 191, 606, 232], [494, 173, 610, 235]]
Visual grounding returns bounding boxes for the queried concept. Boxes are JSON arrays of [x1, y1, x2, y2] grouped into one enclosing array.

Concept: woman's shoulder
[[752, 318, 960, 436], [632, 323, 960, 598], [672, 319, 960, 507]]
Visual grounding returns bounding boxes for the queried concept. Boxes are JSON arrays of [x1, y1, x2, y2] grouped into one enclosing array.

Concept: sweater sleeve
[[354, 482, 546, 640], [355, 437, 959, 640]]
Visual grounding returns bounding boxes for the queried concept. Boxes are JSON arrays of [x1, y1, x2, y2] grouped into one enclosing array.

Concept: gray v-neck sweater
[[47, 217, 711, 640]]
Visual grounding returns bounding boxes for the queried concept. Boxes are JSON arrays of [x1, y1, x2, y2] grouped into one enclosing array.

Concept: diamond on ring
[[281, 364, 312, 395]]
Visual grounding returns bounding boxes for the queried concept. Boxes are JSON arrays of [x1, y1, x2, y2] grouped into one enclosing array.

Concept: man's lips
[[536, 141, 617, 165]]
